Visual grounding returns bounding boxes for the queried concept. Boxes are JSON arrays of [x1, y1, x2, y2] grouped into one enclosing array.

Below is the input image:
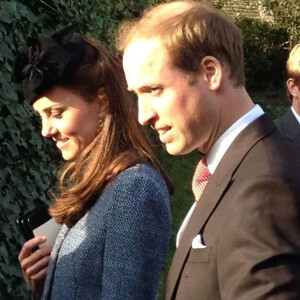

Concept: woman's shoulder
[[105, 162, 169, 201], [114, 163, 166, 185], [89, 162, 171, 235]]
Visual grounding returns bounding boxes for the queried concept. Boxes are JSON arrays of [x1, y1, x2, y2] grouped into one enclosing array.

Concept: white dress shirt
[[291, 106, 300, 125], [176, 104, 264, 247]]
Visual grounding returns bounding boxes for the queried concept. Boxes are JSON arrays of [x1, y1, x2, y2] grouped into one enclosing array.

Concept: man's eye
[[150, 87, 162, 96]]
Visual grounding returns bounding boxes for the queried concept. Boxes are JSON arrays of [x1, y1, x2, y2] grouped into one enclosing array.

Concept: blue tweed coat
[[41, 163, 172, 300]]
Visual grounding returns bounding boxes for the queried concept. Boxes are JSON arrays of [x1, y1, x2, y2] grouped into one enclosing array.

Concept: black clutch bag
[[17, 205, 61, 248], [17, 205, 51, 241]]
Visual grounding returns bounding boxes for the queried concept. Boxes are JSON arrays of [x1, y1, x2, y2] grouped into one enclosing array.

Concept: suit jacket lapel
[[165, 114, 276, 300], [281, 108, 300, 149]]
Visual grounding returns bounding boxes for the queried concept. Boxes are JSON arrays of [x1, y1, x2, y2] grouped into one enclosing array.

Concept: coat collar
[[164, 114, 276, 300], [42, 225, 70, 299]]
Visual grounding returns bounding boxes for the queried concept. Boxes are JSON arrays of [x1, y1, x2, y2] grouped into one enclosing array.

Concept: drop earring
[[97, 117, 104, 133], [96, 93, 105, 133]]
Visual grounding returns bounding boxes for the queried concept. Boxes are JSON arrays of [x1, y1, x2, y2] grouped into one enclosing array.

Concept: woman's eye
[[51, 111, 63, 118]]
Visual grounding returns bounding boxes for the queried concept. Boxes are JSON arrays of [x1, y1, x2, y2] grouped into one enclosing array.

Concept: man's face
[[123, 38, 221, 155]]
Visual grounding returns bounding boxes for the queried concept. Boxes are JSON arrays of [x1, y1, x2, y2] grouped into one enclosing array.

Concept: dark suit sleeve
[[217, 176, 300, 299]]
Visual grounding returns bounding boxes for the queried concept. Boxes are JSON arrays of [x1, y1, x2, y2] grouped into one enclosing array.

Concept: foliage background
[[0, 0, 297, 299]]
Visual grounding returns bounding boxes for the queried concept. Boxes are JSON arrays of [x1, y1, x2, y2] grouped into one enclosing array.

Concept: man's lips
[[155, 126, 172, 143]]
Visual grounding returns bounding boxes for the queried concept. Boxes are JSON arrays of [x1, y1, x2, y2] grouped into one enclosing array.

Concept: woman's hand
[[18, 236, 52, 294]]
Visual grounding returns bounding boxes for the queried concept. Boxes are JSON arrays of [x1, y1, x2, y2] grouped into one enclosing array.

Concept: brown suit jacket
[[165, 114, 300, 300]]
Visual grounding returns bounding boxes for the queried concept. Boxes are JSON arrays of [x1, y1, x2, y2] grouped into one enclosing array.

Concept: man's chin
[[165, 143, 186, 156], [165, 142, 197, 156]]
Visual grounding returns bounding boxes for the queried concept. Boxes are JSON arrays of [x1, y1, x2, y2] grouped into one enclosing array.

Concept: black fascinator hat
[[13, 25, 86, 104]]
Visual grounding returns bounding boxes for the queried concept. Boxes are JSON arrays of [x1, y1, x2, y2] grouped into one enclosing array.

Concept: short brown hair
[[286, 43, 300, 100], [116, 0, 245, 87]]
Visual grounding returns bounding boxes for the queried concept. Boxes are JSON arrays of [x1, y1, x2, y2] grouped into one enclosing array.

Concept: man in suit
[[117, 1, 300, 299], [275, 43, 300, 151]]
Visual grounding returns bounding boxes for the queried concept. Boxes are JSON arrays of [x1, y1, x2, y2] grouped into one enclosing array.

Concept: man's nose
[[138, 97, 157, 126]]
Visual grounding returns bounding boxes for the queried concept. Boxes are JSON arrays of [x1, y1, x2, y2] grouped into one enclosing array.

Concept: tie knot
[[192, 157, 210, 203]]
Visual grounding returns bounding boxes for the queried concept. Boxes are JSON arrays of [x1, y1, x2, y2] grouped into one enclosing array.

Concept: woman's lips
[[56, 139, 70, 149]]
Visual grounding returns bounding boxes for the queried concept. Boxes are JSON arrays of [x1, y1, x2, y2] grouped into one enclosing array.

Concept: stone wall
[[210, 0, 273, 22]]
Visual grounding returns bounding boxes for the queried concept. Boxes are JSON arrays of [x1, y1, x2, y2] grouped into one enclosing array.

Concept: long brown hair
[[49, 38, 173, 226]]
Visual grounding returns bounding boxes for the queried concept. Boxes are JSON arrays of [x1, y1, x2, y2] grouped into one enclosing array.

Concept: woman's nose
[[41, 119, 56, 137]]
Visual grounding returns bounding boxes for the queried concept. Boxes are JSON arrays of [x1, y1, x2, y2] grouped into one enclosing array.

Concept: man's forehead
[[123, 38, 171, 88], [124, 38, 165, 66]]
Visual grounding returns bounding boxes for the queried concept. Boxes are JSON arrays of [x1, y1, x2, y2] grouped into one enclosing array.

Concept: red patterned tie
[[192, 157, 210, 204]]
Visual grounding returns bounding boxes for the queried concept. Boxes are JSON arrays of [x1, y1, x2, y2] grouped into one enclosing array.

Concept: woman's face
[[33, 86, 101, 161]]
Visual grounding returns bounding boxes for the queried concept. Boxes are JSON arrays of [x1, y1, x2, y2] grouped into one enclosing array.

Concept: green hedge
[[261, 0, 300, 49], [0, 1, 157, 298], [0, 1, 60, 299], [236, 16, 289, 91]]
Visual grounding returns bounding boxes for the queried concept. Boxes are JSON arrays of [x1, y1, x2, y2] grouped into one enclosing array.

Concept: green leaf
[[0, 44, 13, 60], [0, 245, 9, 264], [0, 1, 17, 24]]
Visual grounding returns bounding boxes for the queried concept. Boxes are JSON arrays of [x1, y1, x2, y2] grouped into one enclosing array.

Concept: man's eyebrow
[[127, 86, 141, 94], [128, 82, 160, 94]]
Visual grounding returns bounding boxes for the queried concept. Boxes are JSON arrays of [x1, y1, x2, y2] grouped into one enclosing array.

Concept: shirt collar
[[291, 106, 300, 125], [207, 104, 264, 174]]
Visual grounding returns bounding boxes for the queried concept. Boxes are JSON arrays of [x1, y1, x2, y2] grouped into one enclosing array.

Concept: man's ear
[[287, 78, 299, 98], [200, 56, 223, 91]]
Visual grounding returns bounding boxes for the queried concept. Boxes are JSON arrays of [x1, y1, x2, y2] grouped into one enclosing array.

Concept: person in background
[[275, 43, 300, 151], [14, 25, 172, 300], [117, 1, 300, 299]]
